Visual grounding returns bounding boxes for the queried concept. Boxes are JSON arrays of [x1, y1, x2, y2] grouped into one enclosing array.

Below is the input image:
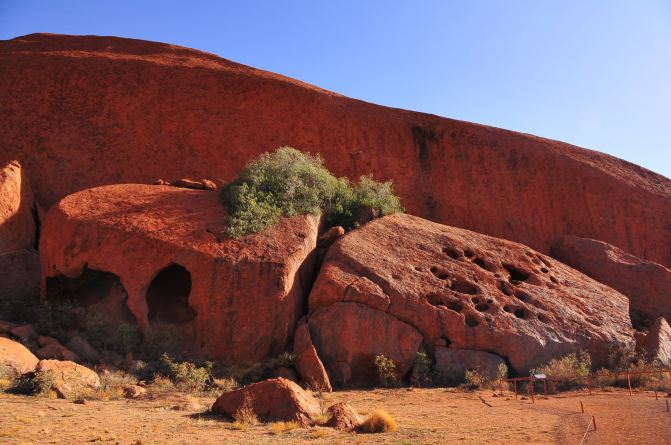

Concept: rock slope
[[1, 33, 670, 266], [307, 214, 634, 384], [552, 235, 671, 327]]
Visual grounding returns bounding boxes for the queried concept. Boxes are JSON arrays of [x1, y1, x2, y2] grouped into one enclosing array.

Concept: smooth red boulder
[[0, 160, 36, 253], [1, 34, 669, 266], [211, 378, 320, 426], [39, 184, 319, 363], [0, 337, 38, 374], [308, 214, 634, 378], [292, 320, 332, 391], [551, 235, 671, 327]]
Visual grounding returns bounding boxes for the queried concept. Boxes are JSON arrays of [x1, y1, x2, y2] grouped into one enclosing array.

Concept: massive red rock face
[[307, 214, 634, 384], [551, 236, 671, 328], [39, 184, 319, 363], [1, 33, 669, 266]]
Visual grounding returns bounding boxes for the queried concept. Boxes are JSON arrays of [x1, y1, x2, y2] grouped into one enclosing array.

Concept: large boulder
[[635, 318, 671, 366], [1, 33, 670, 267], [211, 378, 320, 426], [0, 337, 38, 374], [551, 236, 671, 327], [292, 319, 332, 391], [40, 184, 319, 363], [36, 359, 101, 399], [0, 160, 37, 254], [308, 214, 635, 380]]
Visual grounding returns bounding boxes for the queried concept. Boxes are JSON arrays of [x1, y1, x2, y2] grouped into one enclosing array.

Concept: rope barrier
[[577, 415, 596, 445]]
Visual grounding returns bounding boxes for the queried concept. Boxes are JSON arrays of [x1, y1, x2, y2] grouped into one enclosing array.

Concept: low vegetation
[[374, 354, 398, 387], [220, 147, 403, 237], [358, 409, 398, 433]]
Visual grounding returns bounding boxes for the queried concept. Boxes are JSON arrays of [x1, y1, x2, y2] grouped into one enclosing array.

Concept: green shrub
[[82, 313, 140, 354], [158, 353, 214, 392], [274, 352, 296, 369], [35, 301, 73, 342], [221, 147, 403, 237], [411, 352, 432, 387], [536, 351, 591, 392], [10, 370, 55, 396], [374, 354, 397, 387]]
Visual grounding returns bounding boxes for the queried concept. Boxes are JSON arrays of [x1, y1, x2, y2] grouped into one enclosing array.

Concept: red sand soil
[[0, 388, 668, 444]]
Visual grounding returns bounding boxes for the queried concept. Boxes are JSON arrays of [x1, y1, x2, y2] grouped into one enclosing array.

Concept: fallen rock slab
[[211, 378, 320, 426], [0, 337, 38, 374], [551, 235, 671, 327], [308, 214, 635, 380], [293, 320, 332, 391]]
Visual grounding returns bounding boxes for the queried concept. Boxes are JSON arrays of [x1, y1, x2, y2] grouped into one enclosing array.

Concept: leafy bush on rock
[[220, 147, 403, 237]]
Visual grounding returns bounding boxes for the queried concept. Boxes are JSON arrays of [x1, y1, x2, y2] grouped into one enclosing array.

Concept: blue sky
[[2, 0, 670, 178]]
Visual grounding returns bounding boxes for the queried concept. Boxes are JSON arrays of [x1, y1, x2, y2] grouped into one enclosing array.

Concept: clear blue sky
[[2, 0, 670, 179]]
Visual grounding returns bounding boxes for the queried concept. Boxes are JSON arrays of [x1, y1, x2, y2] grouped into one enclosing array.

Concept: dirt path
[[0, 388, 668, 444]]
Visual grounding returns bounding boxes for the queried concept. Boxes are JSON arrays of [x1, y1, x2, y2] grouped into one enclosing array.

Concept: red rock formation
[[0, 33, 669, 266], [435, 347, 507, 380], [39, 184, 319, 363], [211, 378, 321, 426], [0, 337, 38, 374], [0, 160, 37, 253], [308, 214, 634, 382], [551, 236, 671, 327], [292, 319, 332, 391], [635, 317, 671, 366]]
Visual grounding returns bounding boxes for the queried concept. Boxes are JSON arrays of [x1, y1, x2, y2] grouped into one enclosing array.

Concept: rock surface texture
[[0, 249, 40, 300], [1, 34, 670, 266], [325, 402, 362, 430], [211, 378, 320, 426], [0, 160, 37, 253], [0, 337, 38, 374], [308, 214, 634, 382], [39, 184, 319, 363], [551, 236, 671, 327]]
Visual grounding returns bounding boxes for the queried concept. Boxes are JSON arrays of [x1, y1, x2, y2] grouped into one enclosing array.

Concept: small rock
[[0, 320, 18, 334], [37, 336, 60, 348], [10, 324, 38, 343], [123, 385, 147, 399], [73, 399, 86, 405], [36, 342, 81, 362], [325, 402, 362, 430], [66, 336, 100, 363]]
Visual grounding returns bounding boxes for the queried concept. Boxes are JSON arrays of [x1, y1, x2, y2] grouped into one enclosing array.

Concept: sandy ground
[[0, 387, 669, 444]]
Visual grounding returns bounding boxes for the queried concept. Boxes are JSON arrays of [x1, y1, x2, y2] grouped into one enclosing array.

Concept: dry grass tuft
[[233, 396, 259, 426], [358, 409, 398, 433], [269, 421, 299, 435]]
